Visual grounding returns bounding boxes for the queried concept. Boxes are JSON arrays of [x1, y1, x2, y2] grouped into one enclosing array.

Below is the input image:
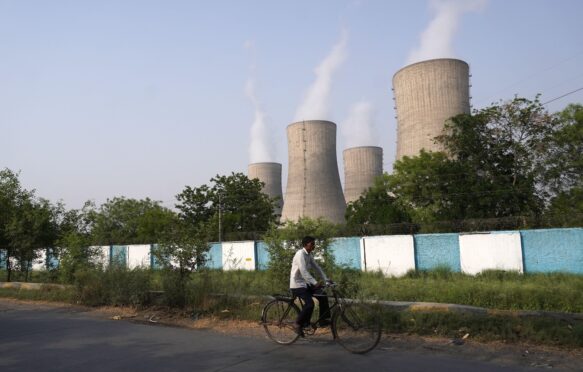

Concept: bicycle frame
[[270, 284, 347, 333], [262, 284, 382, 353]]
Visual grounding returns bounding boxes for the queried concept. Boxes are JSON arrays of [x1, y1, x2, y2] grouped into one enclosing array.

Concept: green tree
[[90, 197, 177, 245], [176, 172, 277, 241], [0, 169, 60, 281], [56, 202, 101, 284], [544, 104, 583, 226], [345, 174, 411, 235], [0, 168, 24, 279], [433, 97, 557, 226], [151, 221, 209, 307], [386, 151, 471, 231], [374, 97, 563, 232], [6, 197, 60, 281]]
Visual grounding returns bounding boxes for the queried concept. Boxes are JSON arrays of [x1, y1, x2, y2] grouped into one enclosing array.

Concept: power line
[[475, 50, 583, 106], [541, 86, 583, 105]]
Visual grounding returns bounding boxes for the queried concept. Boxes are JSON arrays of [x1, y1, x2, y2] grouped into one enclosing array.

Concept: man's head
[[302, 236, 316, 252]]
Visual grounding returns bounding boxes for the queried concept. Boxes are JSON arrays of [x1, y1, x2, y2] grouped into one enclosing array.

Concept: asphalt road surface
[[0, 300, 572, 371]]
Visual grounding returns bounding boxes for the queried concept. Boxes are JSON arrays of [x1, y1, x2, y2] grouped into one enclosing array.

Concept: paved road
[[0, 300, 548, 371]]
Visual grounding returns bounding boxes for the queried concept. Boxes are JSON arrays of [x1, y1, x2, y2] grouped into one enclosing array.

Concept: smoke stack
[[281, 120, 346, 224], [343, 146, 383, 204], [248, 162, 283, 216], [393, 58, 470, 160]]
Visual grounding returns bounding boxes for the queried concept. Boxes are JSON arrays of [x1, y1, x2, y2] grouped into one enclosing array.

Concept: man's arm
[[309, 255, 329, 283]]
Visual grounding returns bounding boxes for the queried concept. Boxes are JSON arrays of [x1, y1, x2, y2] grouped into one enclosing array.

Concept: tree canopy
[[345, 173, 411, 235], [346, 98, 583, 232], [175, 172, 277, 241], [90, 197, 177, 245], [1, 169, 60, 280]]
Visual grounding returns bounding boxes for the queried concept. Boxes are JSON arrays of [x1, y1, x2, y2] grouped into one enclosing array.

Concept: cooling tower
[[343, 146, 383, 204], [281, 120, 346, 224], [248, 162, 283, 216], [392, 58, 470, 159]]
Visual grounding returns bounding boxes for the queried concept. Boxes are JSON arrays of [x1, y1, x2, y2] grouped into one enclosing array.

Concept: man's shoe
[[318, 319, 332, 328], [293, 322, 305, 337]]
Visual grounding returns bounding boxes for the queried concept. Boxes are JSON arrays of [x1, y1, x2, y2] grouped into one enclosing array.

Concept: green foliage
[[153, 222, 209, 274], [543, 104, 583, 226], [388, 151, 469, 230], [151, 221, 211, 307], [436, 97, 556, 222], [0, 286, 75, 303], [263, 217, 339, 291], [0, 168, 61, 281], [57, 236, 101, 284], [73, 267, 152, 307], [357, 270, 583, 313], [90, 197, 177, 245], [345, 174, 411, 235], [380, 311, 583, 347], [175, 172, 277, 242], [545, 188, 583, 227], [543, 104, 583, 192], [348, 97, 583, 232]]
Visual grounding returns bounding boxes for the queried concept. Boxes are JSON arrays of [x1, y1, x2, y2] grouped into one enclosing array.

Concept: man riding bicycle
[[290, 236, 332, 336]]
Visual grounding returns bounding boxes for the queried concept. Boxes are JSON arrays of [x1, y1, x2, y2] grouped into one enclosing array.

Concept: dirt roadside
[[2, 298, 582, 371]]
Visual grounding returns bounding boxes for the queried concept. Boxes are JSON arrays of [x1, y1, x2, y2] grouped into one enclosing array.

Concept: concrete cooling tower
[[343, 146, 383, 204], [248, 162, 283, 216], [280, 120, 346, 224], [392, 58, 470, 159]]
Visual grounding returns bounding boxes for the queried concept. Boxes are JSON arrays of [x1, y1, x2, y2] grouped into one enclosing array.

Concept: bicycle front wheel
[[332, 302, 382, 354], [262, 299, 301, 345]]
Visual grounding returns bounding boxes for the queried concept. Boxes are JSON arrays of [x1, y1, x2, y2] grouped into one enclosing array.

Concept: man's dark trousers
[[291, 285, 330, 327]]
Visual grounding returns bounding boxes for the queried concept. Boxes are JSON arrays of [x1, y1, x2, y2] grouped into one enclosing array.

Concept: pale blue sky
[[2, 0, 582, 210]]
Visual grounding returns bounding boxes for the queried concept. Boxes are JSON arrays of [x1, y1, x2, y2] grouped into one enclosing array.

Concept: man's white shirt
[[289, 248, 328, 289]]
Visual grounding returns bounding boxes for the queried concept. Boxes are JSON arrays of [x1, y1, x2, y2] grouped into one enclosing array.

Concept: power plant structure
[[343, 146, 383, 204], [280, 120, 346, 224], [247, 162, 284, 216], [392, 58, 471, 160]]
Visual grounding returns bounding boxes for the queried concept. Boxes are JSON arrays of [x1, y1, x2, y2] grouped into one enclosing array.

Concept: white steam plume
[[407, 0, 486, 64], [245, 40, 274, 163], [342, 101, 378, 148], [294, 30, 348, 121]]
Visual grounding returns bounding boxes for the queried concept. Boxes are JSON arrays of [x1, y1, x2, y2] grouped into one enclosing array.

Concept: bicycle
[[261, 283, 382, 354]]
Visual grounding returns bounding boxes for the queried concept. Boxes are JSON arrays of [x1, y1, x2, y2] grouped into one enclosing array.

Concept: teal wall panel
[[521, 228, 583, 274], [329, 237, 361, 270], [0, 249, 5, 269], [205, 243, 222, 269], [255, 241, 270, 270], [110, 245, 127, 267], [414, 233, 461, 272]]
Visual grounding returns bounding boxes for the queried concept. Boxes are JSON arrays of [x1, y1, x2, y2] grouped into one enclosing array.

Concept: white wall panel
[[128, 245, 151, 269], [361, 235, 415, 277], [459, 233, 523, 275], [222, 241, 256, 271], [32, 249, 46, 271], [90, 246, 110, 266]]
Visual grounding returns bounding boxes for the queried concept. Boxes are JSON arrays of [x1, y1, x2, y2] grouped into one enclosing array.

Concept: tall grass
[[3, 268, 583, 313], [356, 269, 583, 313]]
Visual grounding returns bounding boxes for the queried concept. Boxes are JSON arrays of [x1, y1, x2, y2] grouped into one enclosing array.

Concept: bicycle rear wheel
[[332, 302, 382, 354], [262, 299, 301, 345]]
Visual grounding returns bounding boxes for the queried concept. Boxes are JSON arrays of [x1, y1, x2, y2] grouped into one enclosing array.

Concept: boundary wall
[[2, 228, 581, 276]]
